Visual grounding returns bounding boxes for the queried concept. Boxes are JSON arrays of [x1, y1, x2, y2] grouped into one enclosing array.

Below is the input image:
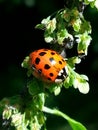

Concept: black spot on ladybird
[[49, 73, 54, 77], [51, 52, 55, 55], [59, 60, 62, 64], [35, 57, 40, 65], [47, 77, 52, 81], [39, 52, 46, 56], [62, 59, 65, 62], [44, 64, 50, 69]]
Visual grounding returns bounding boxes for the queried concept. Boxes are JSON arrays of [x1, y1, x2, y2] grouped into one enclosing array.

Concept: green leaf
[[67, 56, 81, 68], [28, 78, 43, 96], [34, 93, 45, 110], [45, 35, 54, 43], [95, 0, 98, 9], [43, 106, 87, 130], [21, 56, 30, 69], [73, 18, 82, 32], [80, 20, 91, 34], [64, 64, 90, 94], [41, 16, 51, 24], [68, 119, 87, 130], [46, 18, 56, 32], [57, 29, 69, 44], [76, 32, 92, 55], [35, 24, 45, 30], [63, 74, 74, 88], [80, 74, 89, 81], [54, 86, 61, 96]]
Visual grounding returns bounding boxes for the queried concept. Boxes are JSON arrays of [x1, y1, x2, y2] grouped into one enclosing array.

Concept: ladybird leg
[[31, 64, 36, 71]]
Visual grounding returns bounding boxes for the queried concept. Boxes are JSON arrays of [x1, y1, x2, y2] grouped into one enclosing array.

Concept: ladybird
[[29, 49, 68, 83]]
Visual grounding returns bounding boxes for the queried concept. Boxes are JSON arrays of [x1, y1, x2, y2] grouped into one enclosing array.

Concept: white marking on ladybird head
[[65, 66, 68, 75], [55, 66, 68, 83], [55, 78, 63, 83], [58, 69, 63, 76]]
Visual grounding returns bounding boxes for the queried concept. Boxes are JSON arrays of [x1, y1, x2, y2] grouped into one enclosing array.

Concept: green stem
[[42, 106, 87, 130], [43, 106, 70, 120]]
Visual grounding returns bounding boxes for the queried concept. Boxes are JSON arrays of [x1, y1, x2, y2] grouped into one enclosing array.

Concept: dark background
[[0, 0, 98, 129]]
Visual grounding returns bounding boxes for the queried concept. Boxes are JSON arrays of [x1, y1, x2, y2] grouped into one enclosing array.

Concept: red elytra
[[29, 49, 68, 83]]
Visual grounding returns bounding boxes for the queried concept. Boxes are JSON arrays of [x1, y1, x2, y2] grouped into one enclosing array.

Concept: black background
[[0, 0, 98, 129]]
